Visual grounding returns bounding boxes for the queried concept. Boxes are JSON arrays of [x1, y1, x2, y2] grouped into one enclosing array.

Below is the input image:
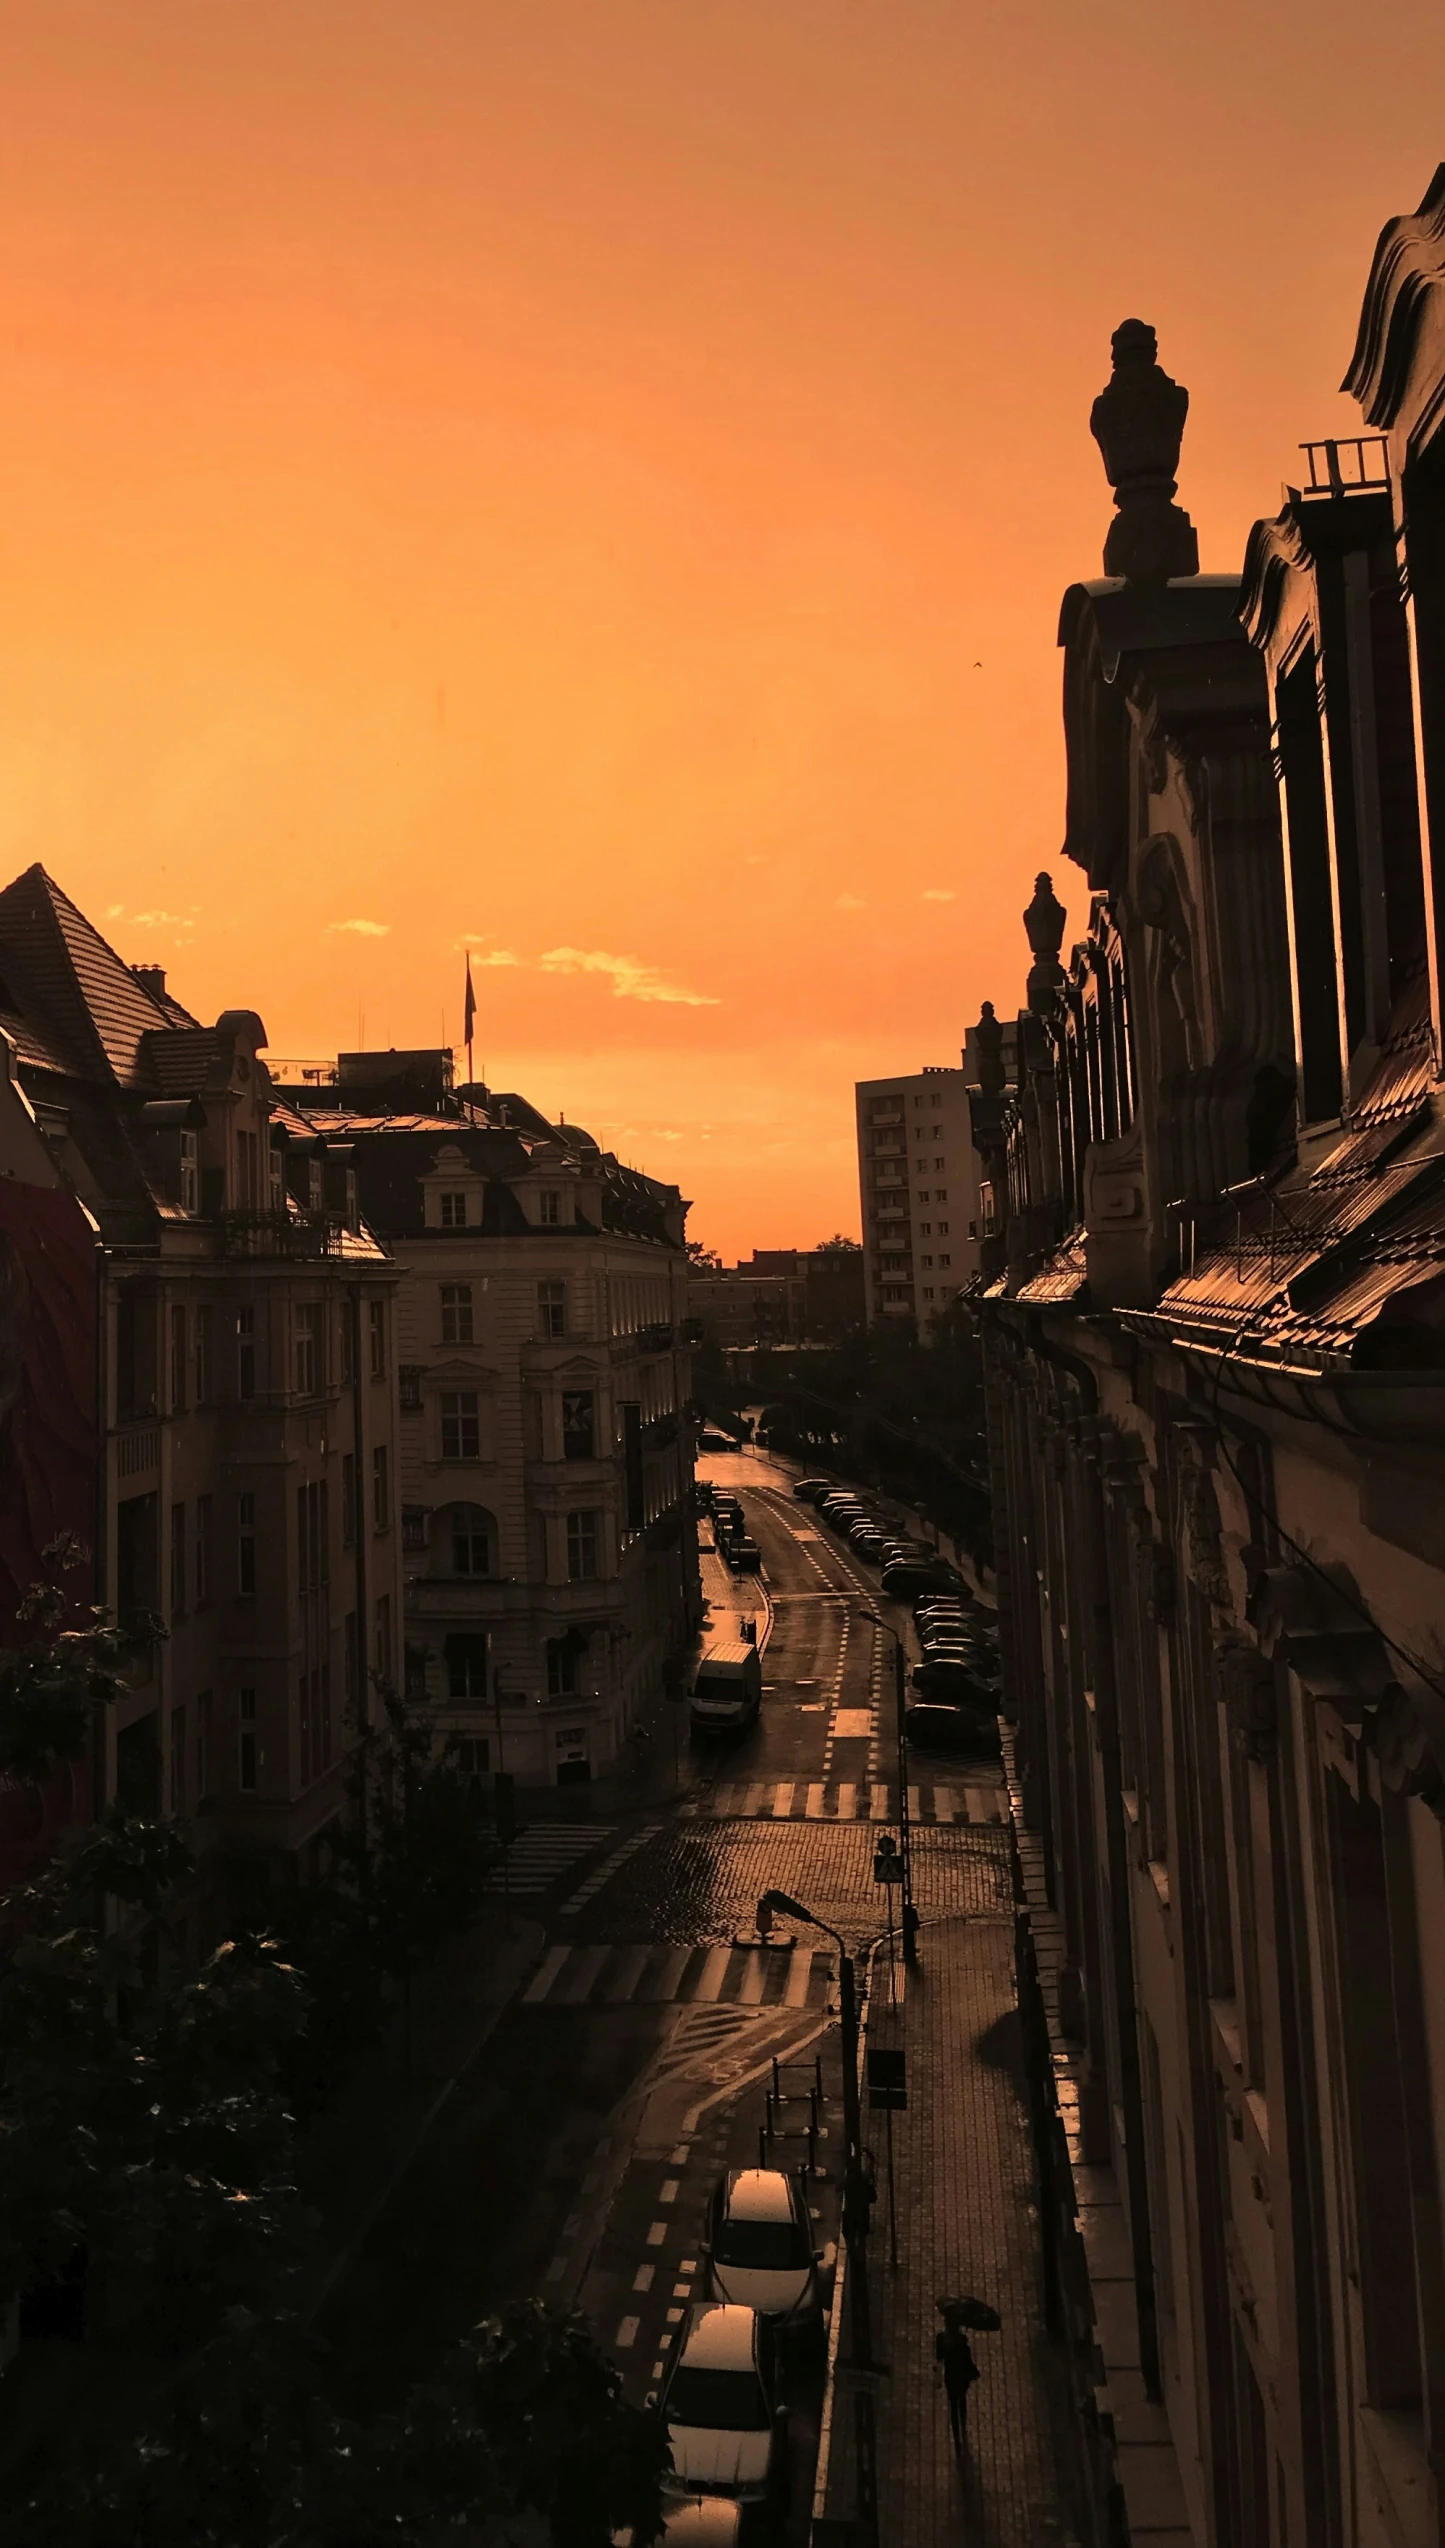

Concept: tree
[[0, 1535, 143, 1785], [814, 1233, 862, 1252], [685, 1240, 721, 1270]]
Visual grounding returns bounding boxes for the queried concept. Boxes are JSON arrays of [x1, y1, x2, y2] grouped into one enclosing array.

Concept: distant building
[[686, 1247, 865, 1348], [855, 1066, 984, 1329], [274, 1051, 701, 1788], [0, 867, 404, 1930]]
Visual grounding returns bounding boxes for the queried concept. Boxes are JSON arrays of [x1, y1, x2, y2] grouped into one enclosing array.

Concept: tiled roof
[[0, 865, 173, 1087], [1012, 1235, 1088, 1304]]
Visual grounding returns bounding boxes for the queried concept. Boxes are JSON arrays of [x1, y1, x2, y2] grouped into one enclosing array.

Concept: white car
[[702, 2168, 829, 2338], [659, 2303, 787, 2506], [613, 2499, 741, 2548]]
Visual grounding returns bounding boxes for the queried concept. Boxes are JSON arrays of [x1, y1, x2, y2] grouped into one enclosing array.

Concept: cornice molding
[[1342, 162, 1445, 440], [1238, 505, 1314, 654]]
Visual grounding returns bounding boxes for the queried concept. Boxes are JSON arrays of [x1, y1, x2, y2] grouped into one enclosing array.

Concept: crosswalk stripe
[[523, 1945, 571, 2005], [837, 1783, 857, 1820], [605, 1945, 652, 2003], [907, 1785, 922, 1823], [933, 1784, 956, 1823], [680, 1777, 1005, 1824], [785, 1949, 816, 2006], [738, 1955, 769, 2006], [965, 1785, 994, 1822], [806, 1782, 826, 1817], [870, 1782, 890, 1821], [556, 1944, 611, 2004], [652, 1945, 693, 1999], [694, 1946, 733, 2001], [743, 1782, 767, 1815], [773, 1781, 794, 1818]]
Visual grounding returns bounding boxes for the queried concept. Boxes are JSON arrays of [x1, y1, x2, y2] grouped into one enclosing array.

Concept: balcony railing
[[1298, 435, 1389, 498], [219, 1208, 346, 1260], [636, 1321, 675, 1352]]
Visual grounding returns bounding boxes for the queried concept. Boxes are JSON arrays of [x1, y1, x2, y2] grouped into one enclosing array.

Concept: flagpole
[[465, 951, 476, 1125]]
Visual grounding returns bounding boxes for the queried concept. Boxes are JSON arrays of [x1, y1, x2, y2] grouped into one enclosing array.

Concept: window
[[457, 1737, 490, 1775], [539, 1190, 561, 1226], [537, 1279, 566, 1340], [546, 1637, 579, 1697], [921, 1255, 934, 1269], [375, 1594, 392, 1681], [917, 1190, 930, 1203], [340, 1302, 355, 1384], [923, 1286, 935, 1300], [179, 1130, 199, 1216], [440, 1190, 468, 1228], [933, 1124, 943, 1138], [195, 1305, 212, 1404], [372, 1445, 390, 1531], [441, 1284, 474, 1344], [237, 1492, 256, 1597], [170, 1704, 186, 1811], [566, 1510, 600, 1582], [297, 1480, 328, 1593], [452, 1508, 490, 1575], [441, 1391, 481, 1460], [238, 1685, 257, 1793], [195, 1495, 212, 1607], [935, 1187, 947, 1202], [169, 1306, 187, 1413], [920, 1223, 932, 1237], [269, 1147, 284, 1212], [170, 1503, 186, 1619], [236, 1127, 260, 1207], [937, 1220, 949, 1235], [294, 1302, 321, 1396], [196, 1690, 211, 1800], [938, 1253, 951, 1268], [562, 1389, 596, 1460], [236, 1307, 256, 1401], [399, 1365, 423, 1411], [307, 1157, 324, 1214], [404, 1648, 428, 1701], [369, 1299, 386, 1377], [345, 1168, 359, 1230], [344, 1611, 359, 1708], [341, 1453, 356, 1548], [934, 1156, 945, 1170], [402, 1506, 428, 1553], [446, 1633, 489, 1699]]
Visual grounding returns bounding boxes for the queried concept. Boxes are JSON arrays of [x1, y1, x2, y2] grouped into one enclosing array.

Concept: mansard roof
[[1343, 161, 1445, 451], [0, 864, 175, 1087]]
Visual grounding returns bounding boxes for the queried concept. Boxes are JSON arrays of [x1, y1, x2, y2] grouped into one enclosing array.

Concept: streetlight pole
[[758, 1889, 875, 2370], [860, 1611, 920, 1968]]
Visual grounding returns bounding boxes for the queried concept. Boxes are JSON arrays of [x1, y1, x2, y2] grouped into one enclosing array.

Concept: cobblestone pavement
[[824, 1911, 1079, 2548], [562, 1815, 1014, 1947]]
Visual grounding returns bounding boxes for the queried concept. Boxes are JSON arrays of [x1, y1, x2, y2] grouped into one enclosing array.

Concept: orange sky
[[2, 5, 1442, 1256]]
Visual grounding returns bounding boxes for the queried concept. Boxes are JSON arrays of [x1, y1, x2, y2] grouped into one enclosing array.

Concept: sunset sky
[[2, 5, 1443, 1256]]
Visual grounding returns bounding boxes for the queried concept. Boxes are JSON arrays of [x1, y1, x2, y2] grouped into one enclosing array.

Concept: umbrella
[[936, 2293, 1003, 2332]]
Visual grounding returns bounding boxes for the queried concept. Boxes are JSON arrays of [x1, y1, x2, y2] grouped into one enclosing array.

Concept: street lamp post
[[758, 1888, 875, 2370], [860, 1612, 920, 1967]]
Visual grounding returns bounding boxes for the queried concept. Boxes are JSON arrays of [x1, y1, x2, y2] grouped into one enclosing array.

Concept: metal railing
[[219, 1208, 346, 1260], [1298, 435, 1389, 498]]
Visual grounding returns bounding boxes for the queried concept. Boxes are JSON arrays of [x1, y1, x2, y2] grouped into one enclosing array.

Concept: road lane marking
[[785, 1951, 815, 2006], [694, 1946, 732, 2001], [646, 2221, 668, 2247], [830, 1709, 873, 1739], [670, 2145, 690, 2165], [633, 2264, 655, 2293], [544, 2255, 567, 2283], [616, 2316, 640, 2348], [660, 2179, 680, 2204], [837, 1783, 857, 1820], [522, 1944, 571, 2005]]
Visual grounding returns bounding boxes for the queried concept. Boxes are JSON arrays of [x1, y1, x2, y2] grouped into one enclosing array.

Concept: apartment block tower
[[855, 1065, 984, 1330]]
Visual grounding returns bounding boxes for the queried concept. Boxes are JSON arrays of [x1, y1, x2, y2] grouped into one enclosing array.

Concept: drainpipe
[[1023, 1311, 1162, 2400]]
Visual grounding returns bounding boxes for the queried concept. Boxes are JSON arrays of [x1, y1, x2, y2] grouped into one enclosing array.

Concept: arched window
[[437, 1503, 494, 1577]]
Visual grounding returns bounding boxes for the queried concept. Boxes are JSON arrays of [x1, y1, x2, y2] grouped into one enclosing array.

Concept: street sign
[[873, 1837, 904, 1887], [866, 2047, 907, 2111]]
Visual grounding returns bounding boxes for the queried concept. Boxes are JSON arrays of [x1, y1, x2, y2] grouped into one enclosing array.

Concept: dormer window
[[539, 1191, 562, 1226], [179, 1130, 199, 1217], [269, 1149, 284, 1211], [308, 1158, 324, 1213], [441, 1191, 468, 1228]]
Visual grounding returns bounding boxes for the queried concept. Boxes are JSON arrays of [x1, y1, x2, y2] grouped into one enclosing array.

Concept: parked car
[[792, 1478, 832, 1502], [906, 1701, 1000, 1755], [690, 1642, 763, 1736], [698, 1429, 738, 1452], [912, 1659, 997, 1705], [852, 1532, 887, 1566], [882, 1561, 964, 1599], [659, 2304, 788, 2506], [733, 1537, 763, 1573], [702, 2167, 830, 2339]]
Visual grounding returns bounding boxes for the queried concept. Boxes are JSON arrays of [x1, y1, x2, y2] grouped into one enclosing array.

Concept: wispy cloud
[[538, 947, 719, 1007], [834, 893, 867, 912], [452, 936, 521, 967], [103, 902, 197, 935], [921, 889, 957, 903], [326, 917, 390, 938]]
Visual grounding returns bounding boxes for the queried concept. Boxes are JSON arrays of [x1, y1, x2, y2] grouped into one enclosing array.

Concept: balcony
[[636, 1321, 675, 1352], [219, 1209, 345, 1261]]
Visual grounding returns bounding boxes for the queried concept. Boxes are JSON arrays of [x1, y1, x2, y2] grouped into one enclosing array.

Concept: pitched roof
[[0, 865, 173, 1087]]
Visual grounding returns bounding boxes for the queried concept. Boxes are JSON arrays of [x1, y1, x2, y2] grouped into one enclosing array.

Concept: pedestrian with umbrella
[[934, 2293, 1002, 2457]]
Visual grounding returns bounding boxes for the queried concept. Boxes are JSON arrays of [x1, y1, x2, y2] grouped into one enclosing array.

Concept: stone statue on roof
[[1090, 319, 1200, 585]]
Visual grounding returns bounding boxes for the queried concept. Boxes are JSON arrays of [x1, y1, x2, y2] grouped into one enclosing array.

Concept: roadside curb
[[809, 1942, 876, 2540]]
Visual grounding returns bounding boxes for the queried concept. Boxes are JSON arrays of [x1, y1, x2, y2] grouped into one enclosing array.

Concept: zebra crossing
[[681, 1778, 1006, 1826], [521, 1939, 838, 2011], [490, 1824, 618, 1896]]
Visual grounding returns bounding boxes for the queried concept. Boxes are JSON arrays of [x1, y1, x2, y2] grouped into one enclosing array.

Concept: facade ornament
[[974, 1000, 1006, 1093], [1090, 320, 1201, 585], [1179, 1460, 1232, 1613], [1217, 1634, 1278, 1762], [1024, 871, 1069, 1017]]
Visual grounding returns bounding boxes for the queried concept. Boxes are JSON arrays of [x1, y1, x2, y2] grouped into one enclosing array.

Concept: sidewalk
[[817, 1913, 1080, 2548]]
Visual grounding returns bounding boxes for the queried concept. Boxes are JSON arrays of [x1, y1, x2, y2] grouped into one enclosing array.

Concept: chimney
[[133, 963, 167, 1001]]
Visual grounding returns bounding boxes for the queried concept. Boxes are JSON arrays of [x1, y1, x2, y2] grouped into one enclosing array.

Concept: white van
[[689, 1641, 763, 1735]]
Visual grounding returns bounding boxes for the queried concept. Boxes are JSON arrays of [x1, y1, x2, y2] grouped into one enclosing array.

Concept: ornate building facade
[[972, 175, 1445, 2548]]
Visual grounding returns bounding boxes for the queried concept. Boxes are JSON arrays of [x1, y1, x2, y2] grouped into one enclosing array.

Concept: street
[[321, 1447, 1018, 2532]]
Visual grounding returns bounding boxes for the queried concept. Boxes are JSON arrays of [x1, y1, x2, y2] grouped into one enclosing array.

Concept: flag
[[463, 952, 476, 1048]]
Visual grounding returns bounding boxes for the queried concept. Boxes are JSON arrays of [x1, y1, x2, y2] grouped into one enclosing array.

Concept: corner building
[[855, 1064, 984, 1327], [0, 867, 404, 1927], [971, 179, 1445, 2548], [274, 1054, 701, 1788]]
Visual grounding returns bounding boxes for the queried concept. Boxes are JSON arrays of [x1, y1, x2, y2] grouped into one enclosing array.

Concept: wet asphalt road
[[321, 1451, 1009, 2532]]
